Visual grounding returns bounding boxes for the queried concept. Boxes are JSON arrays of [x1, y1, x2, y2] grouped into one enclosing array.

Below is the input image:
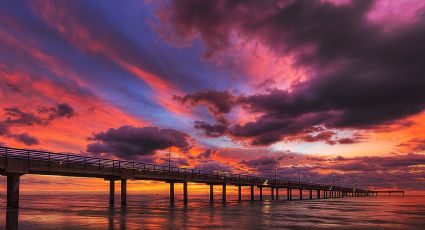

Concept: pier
[[0, 146, 376, 208], [371, 190, 405, 196]]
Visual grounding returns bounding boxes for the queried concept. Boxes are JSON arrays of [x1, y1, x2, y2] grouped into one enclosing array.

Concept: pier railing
[[0, 145, 356, 191]]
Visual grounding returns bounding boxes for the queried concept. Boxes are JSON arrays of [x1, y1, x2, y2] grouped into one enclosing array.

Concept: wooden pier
[[0, 146, 376, 208]]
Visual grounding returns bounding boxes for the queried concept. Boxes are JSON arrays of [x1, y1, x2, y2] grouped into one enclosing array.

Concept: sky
[[1, 0, 425, 194]]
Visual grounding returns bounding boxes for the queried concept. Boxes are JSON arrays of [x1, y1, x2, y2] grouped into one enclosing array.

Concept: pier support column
[[170, 182, 175, 203], [299, 189, 303, 200], [209, 184, 214, 202], [222, 183, 226, 203], [238, 185, 242, 201], [183, 182, 188, 204], [259, 186, 263, 200], [271, 187, 274, 200], [309, 190, 313, 199], [250, 185, 254, 201], [317, 190, 320, 199], [287, 188, 292, 200], [276, 188, 279, 200], [7, 174, 21, 208], [121, 179, 127, 206], [109, 179, 115, 205]]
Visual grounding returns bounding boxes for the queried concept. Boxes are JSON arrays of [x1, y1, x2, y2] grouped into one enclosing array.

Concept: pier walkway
[[0, 146, 376, 208]]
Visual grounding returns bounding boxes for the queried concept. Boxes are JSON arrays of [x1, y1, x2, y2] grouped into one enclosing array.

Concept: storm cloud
[[163, 0, 425, 145]]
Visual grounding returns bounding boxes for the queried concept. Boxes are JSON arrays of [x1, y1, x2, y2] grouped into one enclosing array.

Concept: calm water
[[0, 194, 424, 229]]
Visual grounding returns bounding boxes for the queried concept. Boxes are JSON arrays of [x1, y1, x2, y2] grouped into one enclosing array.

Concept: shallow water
[[0, 194, 424, 229]]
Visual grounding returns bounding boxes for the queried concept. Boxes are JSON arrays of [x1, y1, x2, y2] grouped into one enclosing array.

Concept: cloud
[[12, 133, 40, 146], [38, 103, 75, 120], [86, 125, 190, 159], [0, 103, 75, 146], [160, 0, 425, 145], [196, 149, 215, 159], [174, 89, 235, 120], [237, 152, 425, 190], [4, 103, 75, 126], [3, 107, 43, 126], [398, 138, 425, 152], [300, 130, 362, 145], [194, 161, 233, 173], [240, 156, 279, 171], [193, 121, 227, 137]]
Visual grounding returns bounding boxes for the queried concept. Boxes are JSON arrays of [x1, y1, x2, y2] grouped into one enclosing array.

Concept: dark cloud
[[4, 103, 75, 126], [174, 89, 235, 119], [0, 103, 75, 146], [194, 121, 227, 137], [4, 107, 43, 126], [240, 156, 279, 171], [42, 103, 75, 120], [174, 90, 235, 137], [160, 0, 425, 145], [86, 125, 190, 159], [300, 130, 362, 145], [12, 133, 40, 146]]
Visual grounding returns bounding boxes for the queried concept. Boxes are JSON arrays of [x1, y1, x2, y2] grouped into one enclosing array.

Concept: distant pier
[[0, 146, 377, 209], [371, 190, 405, 196]]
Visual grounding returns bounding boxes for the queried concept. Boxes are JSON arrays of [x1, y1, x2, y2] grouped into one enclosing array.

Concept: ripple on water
[[0, 195, 425, 229]]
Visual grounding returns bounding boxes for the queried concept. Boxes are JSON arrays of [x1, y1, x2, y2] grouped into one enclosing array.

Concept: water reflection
[[0, 195, 424, 229], [6, 208, 18, 230], [107, 206, 127, 230]]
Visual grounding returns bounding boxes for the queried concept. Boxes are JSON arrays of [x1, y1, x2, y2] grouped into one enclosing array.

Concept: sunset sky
[[1, 0, 425, 194]]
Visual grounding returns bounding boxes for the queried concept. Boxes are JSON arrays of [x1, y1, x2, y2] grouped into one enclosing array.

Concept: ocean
[[0, 194, 424, 229]]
